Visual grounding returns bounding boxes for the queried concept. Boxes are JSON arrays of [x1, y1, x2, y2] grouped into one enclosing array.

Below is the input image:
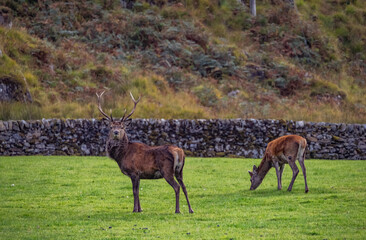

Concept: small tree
[[250, 0, 256, 17]]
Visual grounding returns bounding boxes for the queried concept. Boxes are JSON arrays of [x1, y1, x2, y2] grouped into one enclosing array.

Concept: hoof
[[175, 210, 181, 214], [305, 189, 309, 193], [189, 209, 194, 214]]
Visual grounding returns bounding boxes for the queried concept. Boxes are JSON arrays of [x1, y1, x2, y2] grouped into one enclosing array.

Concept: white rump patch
[[173, 151, 183, 173]]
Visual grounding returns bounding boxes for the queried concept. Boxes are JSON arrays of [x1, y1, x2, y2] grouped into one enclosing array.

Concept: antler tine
[[130, 91, 141, 103], [120, 109, 127, 121], [96, 91, 111, 121], [124, 92, 141, 121]]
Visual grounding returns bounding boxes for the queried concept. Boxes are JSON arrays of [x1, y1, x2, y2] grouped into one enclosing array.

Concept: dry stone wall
[[0, 119, 365, 159]]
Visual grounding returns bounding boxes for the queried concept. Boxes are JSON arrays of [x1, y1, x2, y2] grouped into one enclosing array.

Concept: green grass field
[[0, 156, 365, 239]]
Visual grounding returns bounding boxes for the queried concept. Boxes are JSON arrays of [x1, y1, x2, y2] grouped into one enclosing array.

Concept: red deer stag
[[96, 91, 193, 213], [248, 135, 309, 193]]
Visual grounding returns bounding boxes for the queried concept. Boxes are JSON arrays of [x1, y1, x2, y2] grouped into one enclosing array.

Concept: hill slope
[[0, 0, 365, 123]]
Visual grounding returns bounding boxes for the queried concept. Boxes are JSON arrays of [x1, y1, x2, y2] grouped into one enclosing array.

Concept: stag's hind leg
[[298, 152, 309, 193], [279, 164, 285, 189], [161, 169, 181, 214], [175, 170, 194, 213]]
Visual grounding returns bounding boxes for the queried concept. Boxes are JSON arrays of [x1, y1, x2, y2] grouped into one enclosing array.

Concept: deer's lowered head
[[248, 164, 264, 190]]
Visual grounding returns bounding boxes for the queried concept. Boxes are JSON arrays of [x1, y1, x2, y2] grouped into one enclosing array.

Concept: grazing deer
[[248, 135, 309, 193], [96, 91, 193, 213]]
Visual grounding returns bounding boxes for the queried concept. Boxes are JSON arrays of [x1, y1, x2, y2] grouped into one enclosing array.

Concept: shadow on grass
[[88, 210, 192, 222], [247, 187, 338, 196], [194, 186, 338, 200]]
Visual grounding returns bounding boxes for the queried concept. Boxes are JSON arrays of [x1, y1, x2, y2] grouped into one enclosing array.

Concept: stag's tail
[[296, 138, 307, 162], [170, 147, 185, 174]]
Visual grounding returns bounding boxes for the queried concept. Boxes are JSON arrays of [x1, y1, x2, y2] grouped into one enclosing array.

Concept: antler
[[121, 92, 141, 121], [96, 91, 112, 121]]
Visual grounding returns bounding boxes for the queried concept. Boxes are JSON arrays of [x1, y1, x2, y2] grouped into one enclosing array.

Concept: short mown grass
[[0, 156, 365, 239]]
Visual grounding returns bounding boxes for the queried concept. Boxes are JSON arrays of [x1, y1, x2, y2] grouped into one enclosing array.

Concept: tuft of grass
[[310, 79, 346, 99], [0, 102, 43, 120], [270, 100, 364, 123], [192, 84, 222, 107], [0, 156, 365, 239], [0, 53, 25, 86]]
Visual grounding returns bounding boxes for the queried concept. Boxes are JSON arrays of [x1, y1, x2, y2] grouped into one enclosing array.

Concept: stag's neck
[[106, 135, 129, 163], [257, 157, 272, 179]]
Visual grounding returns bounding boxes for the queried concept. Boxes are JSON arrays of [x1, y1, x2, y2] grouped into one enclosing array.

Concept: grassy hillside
[[0, 0, 365, 123]]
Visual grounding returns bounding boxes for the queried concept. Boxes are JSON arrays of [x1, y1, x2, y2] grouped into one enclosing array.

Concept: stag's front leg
[[273, 161, 282, 190], [136, 178, 142, 212], [279, 164, 285, 189], [130, 175, 142, 212]]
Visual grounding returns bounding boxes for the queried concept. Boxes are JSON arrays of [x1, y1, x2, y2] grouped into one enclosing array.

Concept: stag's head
[[248, 165, 263, 190], [96, 91, 140, 141]]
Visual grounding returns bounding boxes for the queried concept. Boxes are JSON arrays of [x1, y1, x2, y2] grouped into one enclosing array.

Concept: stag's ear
[[253, 165, 258, 172], [248, 171, 253, 177]]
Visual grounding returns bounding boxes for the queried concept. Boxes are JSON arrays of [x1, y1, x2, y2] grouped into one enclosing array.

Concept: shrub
[[165, 67, 185, 88], [226, 11, 252, 31], [192, 84, 220, 107], [310, 80, 347, 100], [90, 66, 112, 83], [0, 102, 43, 120]]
